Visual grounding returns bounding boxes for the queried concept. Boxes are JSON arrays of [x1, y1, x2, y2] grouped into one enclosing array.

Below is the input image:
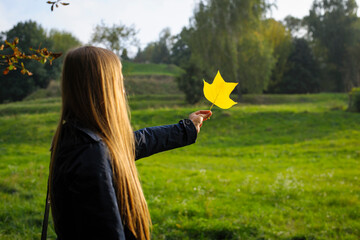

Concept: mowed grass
[[0, 93, 359, 239], [122, 60, 184, 77]]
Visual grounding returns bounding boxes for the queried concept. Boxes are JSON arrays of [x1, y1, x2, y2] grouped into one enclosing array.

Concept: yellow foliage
[[203, 71, 238, 109]]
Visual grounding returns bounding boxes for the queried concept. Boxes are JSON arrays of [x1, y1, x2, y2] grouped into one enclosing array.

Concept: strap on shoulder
[[41, 178, 50, 240]]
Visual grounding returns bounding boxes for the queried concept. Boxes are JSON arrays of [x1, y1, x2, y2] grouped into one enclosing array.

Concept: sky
[[1, 0, 359, 54]]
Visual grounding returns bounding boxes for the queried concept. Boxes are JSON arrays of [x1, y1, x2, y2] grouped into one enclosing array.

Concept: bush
[[0, 70, 36, 103], [24, 80, 60, 101], [177, 63, 208, 104], [347, 87, 360, 112], [267, 38, 320, 94]]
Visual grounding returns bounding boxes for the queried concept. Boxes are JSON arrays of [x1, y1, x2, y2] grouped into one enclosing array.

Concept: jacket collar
[[64, 120, 102, 142]]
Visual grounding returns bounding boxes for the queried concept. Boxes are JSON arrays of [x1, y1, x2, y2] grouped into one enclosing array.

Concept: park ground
[[0, 90, 359, 239]]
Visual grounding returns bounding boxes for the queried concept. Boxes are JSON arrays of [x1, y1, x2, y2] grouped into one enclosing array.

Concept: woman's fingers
[[195, 110, 211, 114], [194, 110, 212, 121], [189, 110, 212, 133]]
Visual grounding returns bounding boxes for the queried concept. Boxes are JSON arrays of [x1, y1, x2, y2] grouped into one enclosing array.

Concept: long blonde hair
[[50, 46, 151, 239]]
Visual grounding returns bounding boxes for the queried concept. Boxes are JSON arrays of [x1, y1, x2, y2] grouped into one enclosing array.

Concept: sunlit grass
[[122, 60, 184, 77], [0, 93, 359, 239]]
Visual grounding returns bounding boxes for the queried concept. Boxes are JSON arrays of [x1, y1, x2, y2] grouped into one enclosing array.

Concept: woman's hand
[[189, 110, 212, 133]]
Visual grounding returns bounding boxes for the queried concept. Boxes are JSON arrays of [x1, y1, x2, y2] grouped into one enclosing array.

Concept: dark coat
[[51, 119, 197, 240]]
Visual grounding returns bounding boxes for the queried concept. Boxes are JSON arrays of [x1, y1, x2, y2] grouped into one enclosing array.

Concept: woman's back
[[52, 121, 130, 239], [48, 46, 211, 239]]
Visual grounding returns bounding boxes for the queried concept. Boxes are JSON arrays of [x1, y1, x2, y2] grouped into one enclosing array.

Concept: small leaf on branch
[[21, 68, 33, 76], [203, 71, 238, 110], [51, 52, 62, 58], [11, 38, 19, 46], [3, 68, 9, 75], [5, 40, 13, 49], [60, 2, 70, 5], [1, 38, 62, 75]]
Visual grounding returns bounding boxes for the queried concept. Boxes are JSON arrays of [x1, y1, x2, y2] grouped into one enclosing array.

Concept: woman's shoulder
[[61, 121, 102, 145], [55, 121, 110, 176]]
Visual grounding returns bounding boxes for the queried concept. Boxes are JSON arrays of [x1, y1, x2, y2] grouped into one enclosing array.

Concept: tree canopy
[[176, 0, 274, 102], [306, 0, 359, 91], [90, 21, 138, 57]]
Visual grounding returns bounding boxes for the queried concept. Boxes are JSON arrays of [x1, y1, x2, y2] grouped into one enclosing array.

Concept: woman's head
[[52, 46, 151, 239], [61, 46, 125, 130]]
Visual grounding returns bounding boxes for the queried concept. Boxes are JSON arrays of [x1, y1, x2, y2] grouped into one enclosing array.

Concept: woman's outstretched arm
[[134, 110, 211, 160]]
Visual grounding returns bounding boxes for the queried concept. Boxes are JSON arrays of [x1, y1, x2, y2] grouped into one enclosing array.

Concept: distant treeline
[[134, 0, 360, 103], [1, 0, 360, 104]]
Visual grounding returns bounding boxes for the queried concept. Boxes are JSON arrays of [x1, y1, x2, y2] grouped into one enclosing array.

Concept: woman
[[48, 46, 211, 240]]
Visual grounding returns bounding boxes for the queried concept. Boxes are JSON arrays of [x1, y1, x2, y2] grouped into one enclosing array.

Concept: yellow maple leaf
[[203, 71, 238, 109]]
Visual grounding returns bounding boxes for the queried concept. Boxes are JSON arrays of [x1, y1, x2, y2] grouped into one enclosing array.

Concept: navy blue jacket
[[51, 119, 197, 240]]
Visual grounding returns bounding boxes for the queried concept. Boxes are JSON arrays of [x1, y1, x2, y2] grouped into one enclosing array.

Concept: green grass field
[[122, 61, 184, 77], [0, 93, 359, 239]]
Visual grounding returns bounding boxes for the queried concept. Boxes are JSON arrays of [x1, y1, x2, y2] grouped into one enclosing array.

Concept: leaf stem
[[209, 103, 214, 111]]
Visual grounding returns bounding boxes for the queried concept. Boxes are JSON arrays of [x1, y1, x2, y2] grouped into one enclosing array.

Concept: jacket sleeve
[[57, 142, 126, 240], [134, 119, 197, 160]]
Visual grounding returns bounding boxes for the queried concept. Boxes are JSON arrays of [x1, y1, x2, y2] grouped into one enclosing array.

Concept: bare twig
[[46, 0, 70, 11]]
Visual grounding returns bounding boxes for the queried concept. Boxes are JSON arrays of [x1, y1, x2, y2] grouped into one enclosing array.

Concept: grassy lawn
[[122, 60, 184, 77], [0, 93, 359, 239]]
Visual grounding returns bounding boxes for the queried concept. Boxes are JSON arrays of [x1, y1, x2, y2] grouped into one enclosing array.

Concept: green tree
[[177, 0, 273, 103], [270, 38, 320, 93], [121, 49, 130, 61], [49, 29, 81, 54], [177, 62, 208, 104], [0, 70, 36, 103], [171, 28, 191, 67], [237, 31, 275, 93], [151, 28, 172, 64], [90, 21, 138, 57], [263, 19, 293, 92], [283, 15, 305, 37], [135, 28, 172, 64], [133, 48, 145, 62], [136, 43, 156, 63], [343, 18, 360, 88], [0, 21, 54, 102], [305, 0, 359, 91], [0, 21, 77, 102], [48, 29, 82, 80]]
